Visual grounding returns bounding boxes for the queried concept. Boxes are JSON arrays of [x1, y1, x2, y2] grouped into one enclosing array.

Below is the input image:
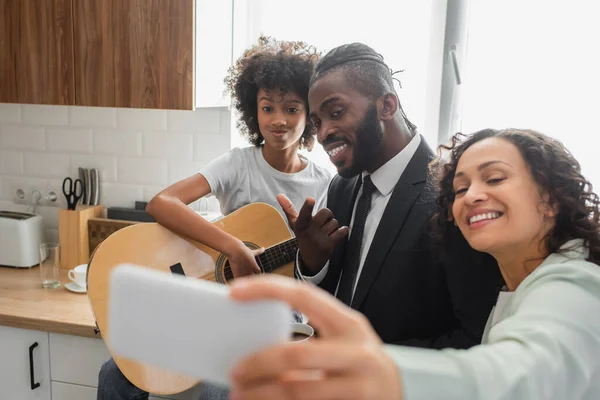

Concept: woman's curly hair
[[429, 128, 600, 264], [224, 36, 321, 150]]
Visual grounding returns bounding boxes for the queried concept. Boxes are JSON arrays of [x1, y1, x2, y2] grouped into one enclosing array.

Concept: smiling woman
[[227, 127, 600, 400], [432, 128, 600, 280]]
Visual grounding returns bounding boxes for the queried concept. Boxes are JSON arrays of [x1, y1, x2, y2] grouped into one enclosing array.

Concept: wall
[[0, 103, 231, 241]]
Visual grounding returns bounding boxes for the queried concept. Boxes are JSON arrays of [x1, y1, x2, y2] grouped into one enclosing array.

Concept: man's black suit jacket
[[316, 137, 503, 349]]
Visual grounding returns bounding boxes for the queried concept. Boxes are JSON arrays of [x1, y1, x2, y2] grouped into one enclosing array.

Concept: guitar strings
[[219, 239, 298, 279]]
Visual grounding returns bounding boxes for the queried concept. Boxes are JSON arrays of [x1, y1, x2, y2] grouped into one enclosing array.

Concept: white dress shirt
[[386, 239, 600, 400], [298, 134, 421, 302]]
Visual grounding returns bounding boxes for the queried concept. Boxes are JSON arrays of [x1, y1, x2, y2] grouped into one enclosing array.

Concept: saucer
[[65, 282, 87, 293]]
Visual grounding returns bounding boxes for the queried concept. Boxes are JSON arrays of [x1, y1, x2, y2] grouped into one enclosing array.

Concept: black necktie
[[336, 175, 376, 306]]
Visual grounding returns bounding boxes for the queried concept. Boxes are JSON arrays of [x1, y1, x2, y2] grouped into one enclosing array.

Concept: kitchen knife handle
[[83, 168, 92, 206], [93, 168, 101, 205], [78, 167, 87, 205]]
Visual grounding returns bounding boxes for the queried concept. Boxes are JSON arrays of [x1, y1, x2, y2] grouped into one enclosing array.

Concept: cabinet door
[[0, 0, 75, 105], [0, 326, 51, 400], [51, 382, 97, 400], [73, 0, 194, 110], [49, 333, 111, 387]]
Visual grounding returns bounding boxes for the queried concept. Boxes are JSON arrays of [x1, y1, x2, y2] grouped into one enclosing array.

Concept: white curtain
[[460, 0, 600, 188]]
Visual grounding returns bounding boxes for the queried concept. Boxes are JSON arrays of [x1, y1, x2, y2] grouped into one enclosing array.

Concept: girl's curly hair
[[224, 36, 321, 150], [429, 128, 600, 264]]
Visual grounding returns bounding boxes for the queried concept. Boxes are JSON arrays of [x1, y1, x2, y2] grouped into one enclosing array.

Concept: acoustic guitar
[[86, 202, 298, 395]]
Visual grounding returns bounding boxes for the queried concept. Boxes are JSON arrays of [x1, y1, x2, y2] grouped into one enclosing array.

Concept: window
[[231, 0, 449, 173], [457, 0, 600, 188]]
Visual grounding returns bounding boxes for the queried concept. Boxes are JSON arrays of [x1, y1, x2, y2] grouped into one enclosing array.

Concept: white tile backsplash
[[167, 108, 221, 134], [36, 205, 60, 229], [0, 103, 230, 237], [219, 109, 231, 134], [22, 104, 69, 126], [118, 157, 168, 185], [0, 150, 24, 175], [0, 177, 6, 200], [24, 152, 71, 178], [167, 160, 206, 185], [0, 125, 46, 150], [117, 108, 168, 131], [69, 154, 118, 182], [0, 103, 22, 123], [69, 106, 117, 128], [46, 127, 93, 154], [194, 134, 231, 162], [99, 182, 144, 208], [93, 130, 142, 157], [142, 132, 194, 160]]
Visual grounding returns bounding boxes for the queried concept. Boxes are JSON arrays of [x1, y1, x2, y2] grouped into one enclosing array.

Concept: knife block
[[59, 205, 104, 269]]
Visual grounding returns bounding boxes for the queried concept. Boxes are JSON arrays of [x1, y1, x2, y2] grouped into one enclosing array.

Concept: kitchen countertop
[[0, 266, 99, 338]]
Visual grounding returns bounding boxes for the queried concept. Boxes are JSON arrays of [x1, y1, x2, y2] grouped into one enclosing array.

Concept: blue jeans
[[97, 358, 230, 400]]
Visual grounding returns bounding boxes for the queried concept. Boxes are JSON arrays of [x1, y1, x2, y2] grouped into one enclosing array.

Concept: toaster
[[0, 211, 44, 268]]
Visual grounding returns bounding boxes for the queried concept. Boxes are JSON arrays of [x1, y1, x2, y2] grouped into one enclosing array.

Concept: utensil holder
[[59, 205, 104, 269]]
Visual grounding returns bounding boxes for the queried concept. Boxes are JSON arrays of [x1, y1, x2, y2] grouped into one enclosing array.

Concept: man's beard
[[338, 104, 384, 179]]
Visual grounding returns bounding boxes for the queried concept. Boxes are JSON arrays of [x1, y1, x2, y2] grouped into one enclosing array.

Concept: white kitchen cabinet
[[0, 327, 201, 400], [0, 325, 51, 400], [51, 382, 97, 400], [48, 332, 201, 400], [49, 333, 111, 388]]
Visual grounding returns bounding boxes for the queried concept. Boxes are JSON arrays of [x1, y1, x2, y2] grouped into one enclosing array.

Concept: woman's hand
[[228, 275, 404, 400], [226, 242, 264, 278]]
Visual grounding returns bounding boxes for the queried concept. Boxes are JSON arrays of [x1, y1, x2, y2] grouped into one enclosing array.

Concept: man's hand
[[277, 194, 349, 274]]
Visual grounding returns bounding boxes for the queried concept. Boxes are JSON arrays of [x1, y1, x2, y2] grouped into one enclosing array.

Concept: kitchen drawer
[[49, 332, 202, 399], [49, 333, 110, 387]]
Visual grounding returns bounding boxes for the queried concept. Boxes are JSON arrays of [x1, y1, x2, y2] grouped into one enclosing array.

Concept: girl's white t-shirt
[[200, 146, 332, 219]]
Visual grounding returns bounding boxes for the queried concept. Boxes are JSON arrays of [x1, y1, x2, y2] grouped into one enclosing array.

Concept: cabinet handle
[[28, 342, 40, 390]]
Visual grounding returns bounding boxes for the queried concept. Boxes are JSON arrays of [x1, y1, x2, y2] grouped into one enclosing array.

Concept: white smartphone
[[107, 264, 292, 386]]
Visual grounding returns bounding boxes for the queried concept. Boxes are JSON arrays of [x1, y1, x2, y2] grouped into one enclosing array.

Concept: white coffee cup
[[68, 264, 87, 288], [290, 323, 314, 343]]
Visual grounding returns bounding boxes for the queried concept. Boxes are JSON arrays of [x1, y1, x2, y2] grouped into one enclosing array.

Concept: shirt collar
[[362, 133, 421, 197]]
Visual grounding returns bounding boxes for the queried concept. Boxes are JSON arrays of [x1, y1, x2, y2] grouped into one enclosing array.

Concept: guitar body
[[86, 203, 295, 395]]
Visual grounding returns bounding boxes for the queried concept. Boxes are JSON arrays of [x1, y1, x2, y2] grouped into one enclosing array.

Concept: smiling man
[[278, 42, 504, 348]]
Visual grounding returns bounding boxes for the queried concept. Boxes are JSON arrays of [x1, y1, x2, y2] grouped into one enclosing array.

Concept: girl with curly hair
[[227, 128, 600, 400], [145, 36, 331, 279], [98, 37, 331, 400]]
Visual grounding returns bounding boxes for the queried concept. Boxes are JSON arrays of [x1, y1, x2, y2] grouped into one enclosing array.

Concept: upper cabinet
[[0, 0, 75, 105], [73, 0, 194, 109], [0, 0, 230, 110]]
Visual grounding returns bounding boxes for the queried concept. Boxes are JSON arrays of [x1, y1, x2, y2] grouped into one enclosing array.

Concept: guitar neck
[[256, 238, 298, 273]]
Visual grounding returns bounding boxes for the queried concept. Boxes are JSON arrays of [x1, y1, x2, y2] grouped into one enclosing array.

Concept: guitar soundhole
[[215, 241, 260, 284], [223, 260, 234, 282]]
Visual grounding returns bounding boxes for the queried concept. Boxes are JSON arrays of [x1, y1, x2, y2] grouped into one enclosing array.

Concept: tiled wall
[[0, 103, 231, 241]]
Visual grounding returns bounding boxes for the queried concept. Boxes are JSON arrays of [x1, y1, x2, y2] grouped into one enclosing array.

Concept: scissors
[[62, 177, 84, 210]]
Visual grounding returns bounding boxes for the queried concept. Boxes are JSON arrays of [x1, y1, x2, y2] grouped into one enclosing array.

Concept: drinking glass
[[39, 243, 61, 288]]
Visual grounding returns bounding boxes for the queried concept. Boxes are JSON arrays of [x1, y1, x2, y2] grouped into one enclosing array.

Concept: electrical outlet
[[42, 182, 66, 208], [12, 185, 36, 205], [13, 187, 26, 204], [10, 182, 65, 209]]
